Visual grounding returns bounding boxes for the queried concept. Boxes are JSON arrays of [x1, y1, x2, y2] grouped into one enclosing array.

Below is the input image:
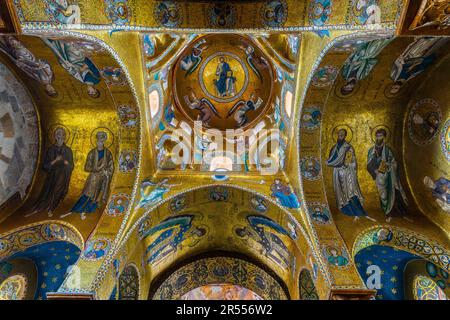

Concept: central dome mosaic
[[173, 34, 274, 131]]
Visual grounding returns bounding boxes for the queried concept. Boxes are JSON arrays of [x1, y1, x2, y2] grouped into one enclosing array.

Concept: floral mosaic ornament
[[353, 227, 450, 272], [83, 238, 111, 261], [107, 193, 130, 217], [414, 275, 448, 300], [311, 65, 338, 87], [440, 119, 450, 162], [152, 257, 288, 300]]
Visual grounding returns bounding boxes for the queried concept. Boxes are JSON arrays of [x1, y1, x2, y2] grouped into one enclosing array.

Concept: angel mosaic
[[208, 3, 236, 28], [235, 215, 292, 269], [184, 90, 221, 127], [261, 0, 288, 27], [227, 93, 263, 128], [153, 1, 182, 28], [180, 38, 207, 77], [141, 215, 207, 266], [137, 178, 180, 209], [424, 176, 450, 213], [350, 0, 381, 25], [239, 39, 269, 81]]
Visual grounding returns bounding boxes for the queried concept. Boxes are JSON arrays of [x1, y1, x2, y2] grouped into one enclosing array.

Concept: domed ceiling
[[1, 0, 450, 302], [173, 34, 274, 131]]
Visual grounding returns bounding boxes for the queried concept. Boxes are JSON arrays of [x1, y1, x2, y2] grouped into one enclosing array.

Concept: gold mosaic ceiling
[[0, 0, 449, 301]]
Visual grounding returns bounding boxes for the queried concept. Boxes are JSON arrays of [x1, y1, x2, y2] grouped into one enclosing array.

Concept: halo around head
[[332, 124, 353, 143], [371, 124, 391, 143], [90, 127, 114, 148], [48, 123, 71, 145]]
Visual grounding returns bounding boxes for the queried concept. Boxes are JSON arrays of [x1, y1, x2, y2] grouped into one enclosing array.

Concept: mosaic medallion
[[173, 34, 274, 131], [301, 106, 322, 130], [311, 65, 338, 87], [154, 1, 182, 27], [104, 0, 131, 25], [118, 105, 139, 128], [261, 0, 288, 27], [323, 245, 350, 268], [307, 202, 331, 224], [347, 0, 381, 25], [300, 157, 321, 181], [408, 98, 441, 146], [199, 52, 249, 104], [107, 193, 130, 217], [119, 150, 137, 173], [83, 238, 111, 261]]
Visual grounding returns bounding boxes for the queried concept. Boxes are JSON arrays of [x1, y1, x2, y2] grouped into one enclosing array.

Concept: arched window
[[210, 155, 233, 172], [149, 89, 160, 118], [284, 90, 293, 118]]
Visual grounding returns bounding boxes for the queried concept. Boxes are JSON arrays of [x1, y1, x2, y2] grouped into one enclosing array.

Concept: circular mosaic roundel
[[408, 99, 441, 146], [173, 34, 274, 131], [199, 52, 249, 103]]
